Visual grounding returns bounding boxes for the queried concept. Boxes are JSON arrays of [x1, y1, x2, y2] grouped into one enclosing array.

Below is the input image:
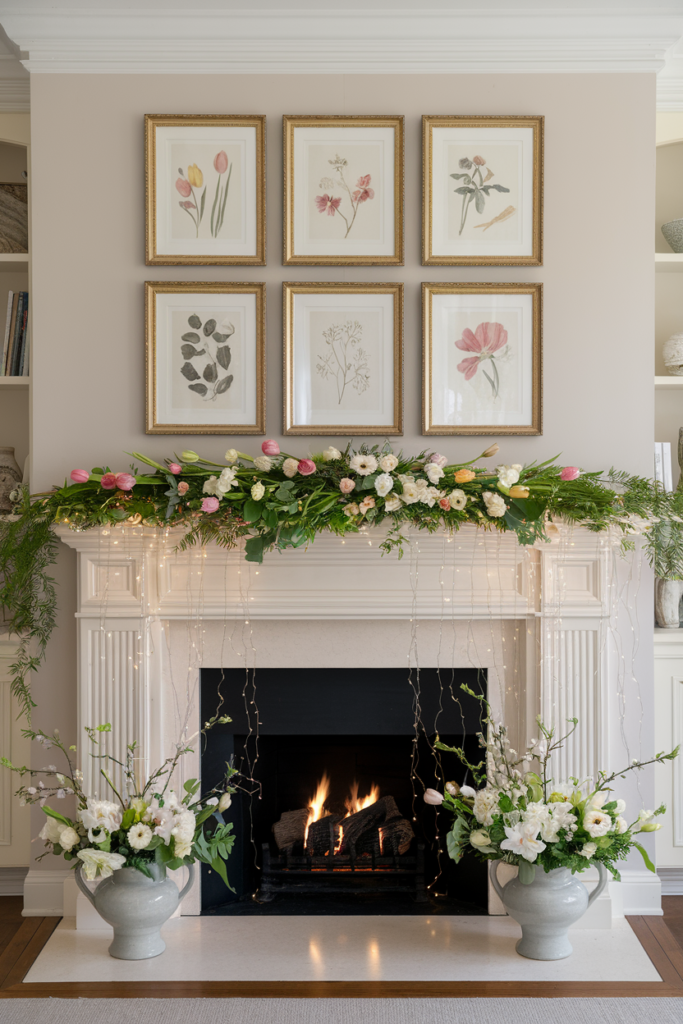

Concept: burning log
[[340, 795, 399, 856], [272, 807, 309, 851], [306, 814, 343, 856], [379, 816, 415, 856], [355, 824, 381, 858]]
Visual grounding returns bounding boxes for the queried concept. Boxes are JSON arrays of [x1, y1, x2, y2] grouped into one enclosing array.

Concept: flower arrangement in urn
[[2, 719, 237, 959], [424, 697, 679, 959]]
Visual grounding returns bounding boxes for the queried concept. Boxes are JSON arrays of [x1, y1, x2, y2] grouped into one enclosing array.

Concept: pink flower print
[[455, 321, 508, 399], [352, 175, 374, 203], [176, 178, 191, 198], [560, 466, 580, 481], [213, 151, 228, 174], [201, 497, 220, 513], [179, 201, 196, 210], [315, 194, 342, 216]]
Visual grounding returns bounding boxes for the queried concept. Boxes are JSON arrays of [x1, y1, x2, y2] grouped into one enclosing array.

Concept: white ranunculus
[[426, 463, 444, 485], [374, 473, 394, 497], [282, 458, 299, 478], [583, 809, 612, 838], [349, 454, 378, 476], [384, 494, 402, 512], [482, 491, 507, 518], [500, 822, 546, 863], [59, 827, 80, 852], [379, 454, 399, 473], [39, 816, 65, 845], [225, 449, 239, 464], [473, 788, 499, 827], [322, 446, 342, 462], [459, 785, 476, 800], [218, 792, 232, 812], [497, 465, 520, 488], [217, 468, 237, 494], [251, 481, 265, 501], [254, 456, 272, 472], [469, 830, 492, 848], [449, 489, 467, 511], [614, 816, 628, 834], [400, 481, 420, 505], [579, 841, 597, 860], [77, 849, 126, 880], [128, 823, 153, 850], [79, 798, 122, 837], [203, 476, 219, 496]]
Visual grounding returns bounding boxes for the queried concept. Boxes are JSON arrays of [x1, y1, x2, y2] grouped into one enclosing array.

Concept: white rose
[[282, 458, 299, 478], [614, 816, 628, 834], [497, 465, 520, 488], [579, 841, 598, 859], [384, 494, 402, 512], [449, 489, 467, 511], [218, 792, 232, 813], [379, 454, 398, 473], [254, 456, 272, 472], [58, 827, 80, 852], [397, 474, 414, 485], [128, 823, 153, 850], [251, 481, 265, 501], [482, 491, 507, 518], [426, 464, 444, 485], [401, 481, 420, 505], [224, 449, 239, 464], [469, 830, 493, 848], [374, 473, 394, 497], [322, 446, 342, 462], [39, 816, 65, 845], [202, 476, 219, 496]]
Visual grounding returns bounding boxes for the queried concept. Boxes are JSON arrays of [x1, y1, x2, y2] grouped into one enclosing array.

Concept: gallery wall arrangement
[[144, 112, 544, 438]]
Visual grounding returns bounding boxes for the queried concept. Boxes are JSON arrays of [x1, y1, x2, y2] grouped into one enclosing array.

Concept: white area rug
[[0, 999, 683, 1024]]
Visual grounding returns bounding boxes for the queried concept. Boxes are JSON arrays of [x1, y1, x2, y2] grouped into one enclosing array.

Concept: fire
[[304, 773, 330, 846], [344, 780, 380, 817]]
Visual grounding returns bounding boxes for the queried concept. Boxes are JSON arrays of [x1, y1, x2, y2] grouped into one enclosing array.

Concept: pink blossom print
[[316, 155, 375, 239], [352, 175, 375, 203], [455, 321, 508, 399], [315, 194, 342, 216]]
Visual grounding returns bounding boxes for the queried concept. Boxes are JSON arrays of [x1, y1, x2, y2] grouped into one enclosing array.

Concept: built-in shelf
[[656, 376, 683, 389], [656, 253, 683, 272], [0, 377, 29, 389]]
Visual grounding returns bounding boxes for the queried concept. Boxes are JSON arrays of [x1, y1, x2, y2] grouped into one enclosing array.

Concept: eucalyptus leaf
[[181, 344, 204, 360], [181, 332, 201, 344], [242, 500, 263, 523], [181, 362, 200, 382], [203, 319, 217, 337], [188, 383, 208, 396], [215, 375, 233, 395], [216, 345, 231, 371], [188, 315, 202, 330], [203, 363, 218, 383]]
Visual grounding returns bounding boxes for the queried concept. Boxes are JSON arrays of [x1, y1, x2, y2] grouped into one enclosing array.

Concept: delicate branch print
[[316, 320, 370, 404], [316, 154, 375, 239], [455, 321, 508, 399], [180, 313, 234, 402], [451, 155, 511, 236], [175, 151, 232, 239]]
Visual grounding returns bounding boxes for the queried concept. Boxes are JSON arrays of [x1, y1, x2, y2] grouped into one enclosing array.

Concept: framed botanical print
[[422, 115, 543, 267], [422, 283, 542, 436], [145, 114, 266, 265], [146, 282, 266, 434], [283, 115, 404, 266], [283, 283, 403, 435]]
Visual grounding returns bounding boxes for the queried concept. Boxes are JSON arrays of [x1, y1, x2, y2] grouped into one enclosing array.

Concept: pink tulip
[[177, 481, 189, 496], [430, 453, 448, 468], [70, 469, 90, 484], [115, 473, 136, 491], [339, 478, 356, 495], [100, 473, 117, 490], [175, 178, 191, 198], [262, 440, 280, 456], [201, 497, 220, 513], [214, 150, 228, 174], [423, 788, 444, 806], [560, 466, 580, 481], [298, 459, 316, 476], [168, 463, 182, 475]]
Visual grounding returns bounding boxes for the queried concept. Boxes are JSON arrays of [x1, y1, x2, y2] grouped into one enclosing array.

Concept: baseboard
[[0, 866, 28, 896], [658, 867, 683, 895], [22, 868, 71, 916], [611, 869, 664, 916]]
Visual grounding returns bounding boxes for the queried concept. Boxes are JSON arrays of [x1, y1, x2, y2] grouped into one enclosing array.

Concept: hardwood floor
[[0, 897, 682, 999]]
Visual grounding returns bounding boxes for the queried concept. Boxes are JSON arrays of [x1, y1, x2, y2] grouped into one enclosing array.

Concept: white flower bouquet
[[425, 705, 679, 884], [2, 720, 237, 886]]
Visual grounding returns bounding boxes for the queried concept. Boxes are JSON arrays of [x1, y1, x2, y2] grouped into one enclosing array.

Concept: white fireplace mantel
[[25, 522, 659, 922]]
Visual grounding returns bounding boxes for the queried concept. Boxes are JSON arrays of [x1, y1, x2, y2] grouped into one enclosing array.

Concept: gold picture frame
[[283, 282, 403, 435], [146, 281, 266, 435], [145, 114, 266, 266], [422, 115, 543, 267], [283, 115, 404, 266], [423, 282, 542, 436]]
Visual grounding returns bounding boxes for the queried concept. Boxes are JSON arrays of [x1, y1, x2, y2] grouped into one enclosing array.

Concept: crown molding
[[0, 78, 29, 112], [1, 8, 682, 74]]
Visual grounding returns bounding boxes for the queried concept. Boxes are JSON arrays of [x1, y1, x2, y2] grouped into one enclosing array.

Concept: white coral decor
[[482, 491, 507, 517]]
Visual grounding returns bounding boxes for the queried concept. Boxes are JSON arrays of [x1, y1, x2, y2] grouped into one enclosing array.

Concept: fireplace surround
[[26, 521, 660, 923]]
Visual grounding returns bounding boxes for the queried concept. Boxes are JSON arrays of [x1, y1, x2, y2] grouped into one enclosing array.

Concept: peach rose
[[339, 478, 356, 495], [454, 469, 476, 484], [177, 481, 189, 496]]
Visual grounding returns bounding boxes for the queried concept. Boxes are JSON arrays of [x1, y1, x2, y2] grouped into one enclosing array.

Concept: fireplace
[[200, 667, 488, 915]]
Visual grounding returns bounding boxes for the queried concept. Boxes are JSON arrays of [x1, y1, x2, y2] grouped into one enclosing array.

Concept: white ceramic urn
[[490, 861, 607, 960], [76, 861, 194, 960]]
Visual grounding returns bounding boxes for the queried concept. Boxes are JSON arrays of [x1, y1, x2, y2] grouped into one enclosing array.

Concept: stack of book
[[0, 290, 29, 377]]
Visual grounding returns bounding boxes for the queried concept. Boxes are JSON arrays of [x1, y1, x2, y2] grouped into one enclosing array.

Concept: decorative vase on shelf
[[75, 861, 194, 960], [655, 578, 683, 629], [489, 861, 608, 961], [662, 219, 683, 253], [0, 446, 22, 513], [663, 334, 683, 376]]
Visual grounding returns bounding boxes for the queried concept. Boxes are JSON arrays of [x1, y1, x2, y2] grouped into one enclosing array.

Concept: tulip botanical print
[[146, 282, 266, 435], [145, 115, 266, 265], [422, 283, 542, 436]]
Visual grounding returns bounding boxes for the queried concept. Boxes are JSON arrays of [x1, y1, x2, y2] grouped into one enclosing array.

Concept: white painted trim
[[22, 868, 71, 916], [0, 79, 28, 113], [612, 869, 664, 917], [1, 9, 681, 75], [658, 867, 683, 895], [0, 866, 28, 896]]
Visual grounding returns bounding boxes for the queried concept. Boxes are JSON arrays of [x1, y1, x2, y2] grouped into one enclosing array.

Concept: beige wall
[[26, 72, 656, 869]]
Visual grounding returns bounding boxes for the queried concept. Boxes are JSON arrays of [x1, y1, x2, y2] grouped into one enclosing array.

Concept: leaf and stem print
[[180, 313, 234, 402], [175, 151, 232, 239], [316, 154, 375, 239], [456, 322, 508, 399], [451, 155, 511, 236], [316, 320, 370, 405]]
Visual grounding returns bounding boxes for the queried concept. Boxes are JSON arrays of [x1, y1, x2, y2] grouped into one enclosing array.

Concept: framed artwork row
[[145, 114, 543, 267], [145, 282, 542, 437]]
